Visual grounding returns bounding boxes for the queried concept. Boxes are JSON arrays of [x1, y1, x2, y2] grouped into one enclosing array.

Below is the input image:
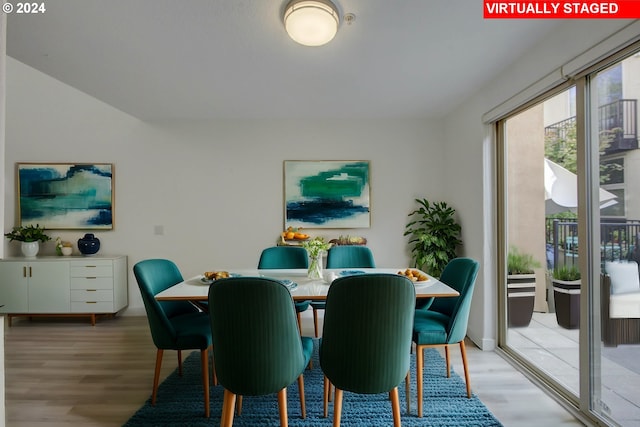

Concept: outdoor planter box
[[552, 278, 581, 329], [507, 274, 536, 327]]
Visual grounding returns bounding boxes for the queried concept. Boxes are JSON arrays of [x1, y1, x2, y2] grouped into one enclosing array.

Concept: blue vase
[[78, 233, 100, 256]]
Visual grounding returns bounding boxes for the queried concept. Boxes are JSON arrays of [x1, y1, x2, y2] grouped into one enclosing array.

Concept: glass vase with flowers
[[301, 237, 332, 280]]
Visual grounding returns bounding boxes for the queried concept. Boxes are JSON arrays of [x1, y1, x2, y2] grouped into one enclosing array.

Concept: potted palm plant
[[507, 247, 541, 327], [404, 198, 461, 278], [551, 265, 581, 329], [4, 224, 51, 257]]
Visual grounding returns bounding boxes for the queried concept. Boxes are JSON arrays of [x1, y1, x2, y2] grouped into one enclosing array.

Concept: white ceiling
[[6, 0, 562, 120]]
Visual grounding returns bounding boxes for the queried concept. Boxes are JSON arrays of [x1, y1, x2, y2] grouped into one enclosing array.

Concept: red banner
[[484, 1, 640, 18]]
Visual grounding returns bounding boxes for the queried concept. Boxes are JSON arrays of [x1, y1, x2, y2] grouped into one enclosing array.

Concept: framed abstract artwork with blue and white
[[17, 163, 114, 230], [284, 160, 370, 229]]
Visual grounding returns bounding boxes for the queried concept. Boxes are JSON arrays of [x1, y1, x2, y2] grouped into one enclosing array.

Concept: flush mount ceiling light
[[284, 0, 340, 47]]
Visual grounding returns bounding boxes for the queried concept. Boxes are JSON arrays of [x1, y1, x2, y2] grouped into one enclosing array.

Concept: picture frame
[[17, 162, 114, 230], [284, 160, 370, 229]]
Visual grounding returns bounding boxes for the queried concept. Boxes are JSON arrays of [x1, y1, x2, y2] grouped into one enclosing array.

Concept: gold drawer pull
[[86, 301, 97, 304], [85, 277, 97, 279], [86, 289, 97, 292]]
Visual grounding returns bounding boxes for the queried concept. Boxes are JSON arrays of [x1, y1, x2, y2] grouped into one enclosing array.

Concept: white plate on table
[[397, 269, 431, 285], [413, 277, 433, 287]]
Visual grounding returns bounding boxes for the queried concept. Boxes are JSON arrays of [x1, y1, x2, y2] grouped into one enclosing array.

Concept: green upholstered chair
[[208, 277, 314, 427], [133, 259, 213, 418], [258, 246, 312, 333], [319, 273, 415, 427], [412, 257, 479, 417], [310, 245, 376, 337]]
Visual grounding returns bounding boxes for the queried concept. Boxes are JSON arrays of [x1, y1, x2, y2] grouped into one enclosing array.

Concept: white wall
[[4, 57, 446, 316]]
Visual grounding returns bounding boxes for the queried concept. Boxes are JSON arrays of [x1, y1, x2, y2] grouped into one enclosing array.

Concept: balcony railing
[[599, 99, 638, 153], [545, 99, 638, 154], [545, 219, 640, 271]]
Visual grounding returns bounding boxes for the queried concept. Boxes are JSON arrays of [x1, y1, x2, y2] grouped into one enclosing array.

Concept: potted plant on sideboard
[[551, 265, 581, 329], [4, 224, 51, 258], [507, 247, 541, 327]]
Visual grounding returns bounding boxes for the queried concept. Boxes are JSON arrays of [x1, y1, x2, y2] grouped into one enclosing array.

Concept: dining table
[[154, 268, 459, 304]]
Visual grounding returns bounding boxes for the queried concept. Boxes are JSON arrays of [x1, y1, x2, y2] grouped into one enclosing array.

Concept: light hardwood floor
[[3, 314, 585, 426]]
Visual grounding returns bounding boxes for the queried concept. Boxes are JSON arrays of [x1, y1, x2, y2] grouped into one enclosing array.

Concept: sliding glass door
[[500, 45, 640, 426], [589, 52, 640, 427]]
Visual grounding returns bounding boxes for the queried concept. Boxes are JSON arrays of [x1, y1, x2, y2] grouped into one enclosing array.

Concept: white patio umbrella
[[544, 158, 617, 214]]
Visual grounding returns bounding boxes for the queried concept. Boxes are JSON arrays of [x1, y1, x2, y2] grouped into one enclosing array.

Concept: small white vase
[[21, 241, 40, 258]]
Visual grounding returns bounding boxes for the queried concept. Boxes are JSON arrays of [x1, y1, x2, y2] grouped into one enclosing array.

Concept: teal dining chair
[[208, 277, 314, 427], [133, 259, 213, 418], [258, 246, 312, 333], [310, 245, 376, 337], [412, 257, 480, 417], [320, 273, 415, 427]]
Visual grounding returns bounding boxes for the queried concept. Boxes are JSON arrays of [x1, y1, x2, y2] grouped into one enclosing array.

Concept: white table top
[[155, 268, 459, 302]]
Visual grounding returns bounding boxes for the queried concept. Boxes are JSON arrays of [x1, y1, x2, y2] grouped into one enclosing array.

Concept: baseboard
[[121, 307, 146, 316], [467, 332, 496, 351]]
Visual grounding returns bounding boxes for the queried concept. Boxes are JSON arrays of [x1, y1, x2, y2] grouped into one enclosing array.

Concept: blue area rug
[[124, 342, 502, 426]]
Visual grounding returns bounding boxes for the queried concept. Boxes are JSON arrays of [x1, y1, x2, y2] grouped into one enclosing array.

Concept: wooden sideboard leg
[[91, 314, 96, 326]]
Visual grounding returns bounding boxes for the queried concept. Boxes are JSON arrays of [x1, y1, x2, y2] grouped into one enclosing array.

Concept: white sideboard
[[0, 255, 127, 326]]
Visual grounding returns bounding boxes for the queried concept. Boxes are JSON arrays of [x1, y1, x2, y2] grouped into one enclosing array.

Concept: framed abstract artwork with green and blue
[[284, 160, 370, 229], [17, 163, 114, 230]]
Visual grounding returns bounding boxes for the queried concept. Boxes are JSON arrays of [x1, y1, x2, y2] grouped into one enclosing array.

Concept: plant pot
[[552, 278, 581, 329], [507, 273, 536, 327], [21, 241, 40, 258]]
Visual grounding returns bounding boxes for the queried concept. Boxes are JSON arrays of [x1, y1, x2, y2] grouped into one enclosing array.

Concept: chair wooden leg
[[211, 349, 218, 386], [405, 371, 410, 414], [333, 388, 343, 427], [236, 395, 243, 415], [416, 345, 424, 418], [297, 374, 306, 419], [152, 349, 163, 405], [459, 340, 472, 398], [221, 389, 236, 427], [296, 312, 303, 334], [200, 349, 210, 418], [323, 375, 330, 417], [444, 344, 451, 378], [178, 350, 183, 376], [313, 308, 320, 338], [277, 388, 289, 427], [389, 387, 401, 427]]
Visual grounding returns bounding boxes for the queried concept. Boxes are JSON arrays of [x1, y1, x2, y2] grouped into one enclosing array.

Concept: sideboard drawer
[[70, 265, 113, 278], [71, 301, 115, 313], [70, 277, 114, 290], [71, 289, 113, 302]]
